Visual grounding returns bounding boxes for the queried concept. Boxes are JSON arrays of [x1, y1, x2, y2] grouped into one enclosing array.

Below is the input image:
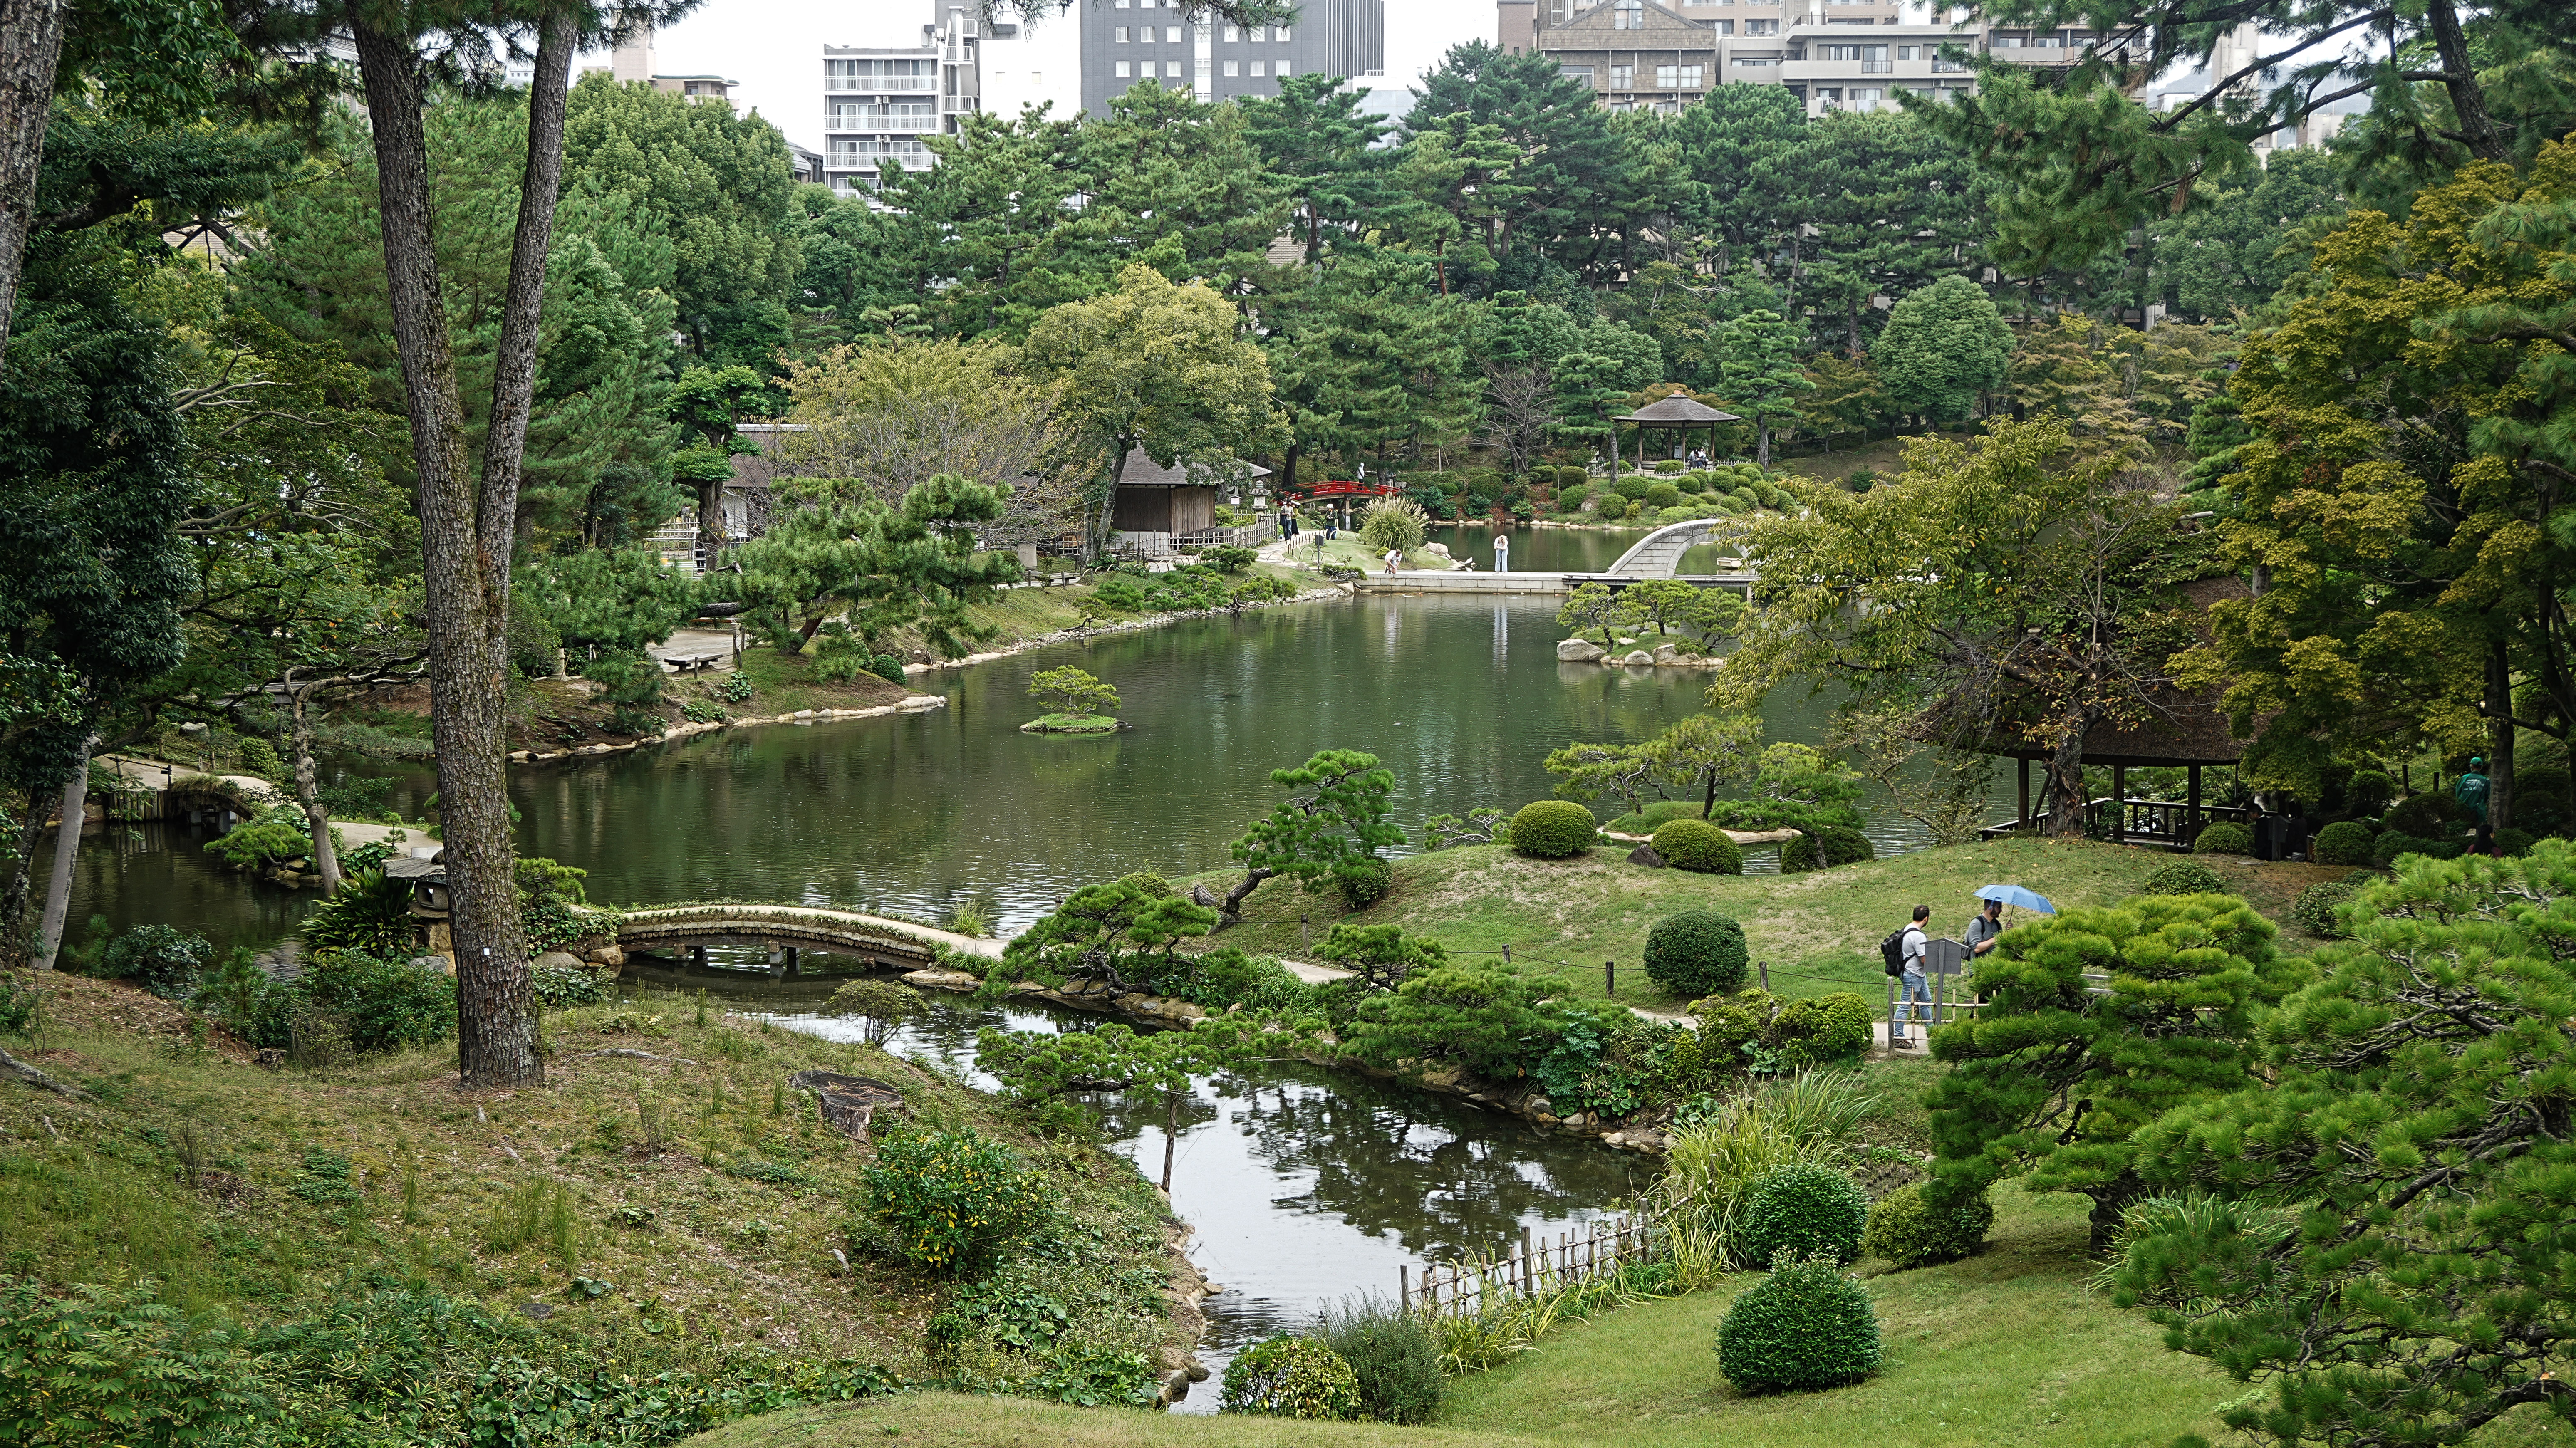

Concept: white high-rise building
[[822, 4, 1012, 196]]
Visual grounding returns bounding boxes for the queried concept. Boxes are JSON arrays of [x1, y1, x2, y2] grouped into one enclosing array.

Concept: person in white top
[[1890, 903, 1933, 1047], [1383, 548, 1402, 576]]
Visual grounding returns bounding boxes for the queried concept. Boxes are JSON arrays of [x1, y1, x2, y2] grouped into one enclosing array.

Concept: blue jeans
[[1892, 970, 1931, 1040]]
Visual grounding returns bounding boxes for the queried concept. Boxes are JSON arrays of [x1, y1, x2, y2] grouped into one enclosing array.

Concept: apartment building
[[1079, 0, 1385, 116], [575, 22, 738, 104], [822, 5, 1007, 196], [1499, 0, 2093, 118]]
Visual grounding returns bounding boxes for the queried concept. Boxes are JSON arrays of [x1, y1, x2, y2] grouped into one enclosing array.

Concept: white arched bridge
[[1601, 519, 1754, 581], [615, 904, 1004, 968], [1348, 518, 1758, 595]]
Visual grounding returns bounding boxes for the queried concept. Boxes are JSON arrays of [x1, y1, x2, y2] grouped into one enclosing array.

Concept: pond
[[629, 953, 1642, 1411], [74, 589, 1964, 956]]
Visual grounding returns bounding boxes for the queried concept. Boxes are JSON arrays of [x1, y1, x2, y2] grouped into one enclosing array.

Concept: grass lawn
[[681, 1183, 2237, 1448], [1184, 838, 2352, 1011], [0, 972, 1177, 1379], [708, 647, 916, 717], [917, 562, 1319, 657]]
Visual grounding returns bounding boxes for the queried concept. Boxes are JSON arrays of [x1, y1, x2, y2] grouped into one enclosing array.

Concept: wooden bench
[[662, 652, 724, 673]]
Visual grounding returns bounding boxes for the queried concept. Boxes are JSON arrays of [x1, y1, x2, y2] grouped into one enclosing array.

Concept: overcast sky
[[616, 0, 1504, 153]]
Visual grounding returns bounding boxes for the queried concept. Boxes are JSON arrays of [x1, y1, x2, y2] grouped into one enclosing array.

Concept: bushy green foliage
[[1684, 988, 1868, 1079], [1342, 965, 1559, 1081], [97, 924, 213, 999], [2192, 821, 2256, 855], [1740, 1164, 1871, 1268], [1533, 1002, 1684, 1119], [2291, 879, 2360, 938], [1357, 497, 1429, 555], [1715, 1258, 1883, 1394], [1612, 475, 1653, 500], [1028, 666, 1118, 717], [1203, 545, 1256, 572], [1338, 856, 1394, 910], [202, 803, 324, 871], [0, 974, 36, 1037], [1154, 948, 1313, 1016], [300, 869, 418, 957], [1778, 825, 1873, 872], [298, 951, 457, 1053], [1651, 818, 1744, 874], [1643, 481, 1682, 509], [2308, 819, 2375, 866], [1772, 993, 1873, 1067], [1645, 910, 1751, 999], [0, 1277, 268, 1444], [529, 961, 608, 1009], [2110, 843, 2576, 1444], [2343, 769, 2395, 816], [2142, 859, 2228, 896], [1925, 892, 2300, 1246], [1860, 1182, 1992, 1269], [862, 1129, 1050, 1276], [826, 978, 928, 1045], [2374, 829, 2465, 865], [1315, 1297, 1442, 1425], [1314, 923, 1444, 991], [1508, 800, 1598, 858], [1220, 1335, 1362, 1420], [2495, 825, 2538, 856], [2383, 791, 2473, 838]]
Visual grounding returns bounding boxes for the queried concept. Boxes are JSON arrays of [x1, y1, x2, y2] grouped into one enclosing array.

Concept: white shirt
[[1902, 924, 1928, 973]]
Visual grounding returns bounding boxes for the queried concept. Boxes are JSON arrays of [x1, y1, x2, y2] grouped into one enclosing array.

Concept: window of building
[[1851, 87, 1883, 105], [1277, 26, 1290, 40], [1731, 54, 1778, 65], [1710, 21, 1733, 34], [1114, 0, 1129, 7], [1991, 35, 2023, 47], [1112, 26, 1127, 42], [1655, 63, 1705, 88], [1610, 63, 1635, 88], [1932, 48, 1969, 71], [1251, 59, 1266, 75], [825, 58, 934, 90], [1223, 59, 1239, 75], [1896, 44, 1916, 59], [829, 102, 859, 128], [1165, 25, 1181, 42], [1612, 0, 1644, 27], [1558, 64, 1594, 82], [1115, 59, 1131, 77], [1159, 60, 1176, 77], [1222, 24, 1238, 40], [1745, 19, 1778, 34], [1276, 59, 1291, 75]]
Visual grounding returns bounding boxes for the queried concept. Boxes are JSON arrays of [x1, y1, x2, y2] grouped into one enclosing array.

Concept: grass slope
[[0, 974, 1176, 1378], [1188, 838, 2350, 1011], [681, 1184, 2233, 1448]]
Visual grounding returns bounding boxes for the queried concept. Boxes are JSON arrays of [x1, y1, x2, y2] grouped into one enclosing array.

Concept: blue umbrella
[[1974, 884, 2057, 915]]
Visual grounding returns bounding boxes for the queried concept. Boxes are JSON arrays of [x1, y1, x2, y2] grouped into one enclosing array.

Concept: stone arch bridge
[[1602, 519, 1754, 582], [614, 904, 1004, 970]]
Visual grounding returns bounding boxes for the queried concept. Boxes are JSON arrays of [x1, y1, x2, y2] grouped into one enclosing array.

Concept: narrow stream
[[632, 953, 1639, 1412]]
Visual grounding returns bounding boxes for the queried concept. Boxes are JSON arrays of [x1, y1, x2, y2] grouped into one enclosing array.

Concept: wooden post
[[1161, 1089, 1179, 1194], [2111, 765, 2126, 842], [2186, 763, 2202, 846], [1399, 1263, 1409, 1310], [1300, 913, 1310, 954], [1521, 1226, 1534, 1295], [1605, 959, 1616, 997], [1501, 944, 1510, 968], [2018, 757, 2031, 829], [1757, 960, 1769, 991]]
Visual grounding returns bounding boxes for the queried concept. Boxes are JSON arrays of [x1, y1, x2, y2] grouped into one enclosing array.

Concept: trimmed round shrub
[[1677, 473, 1709, 494], [862, 1128, 1049, 1276], [1509, 801, 1598, 859], [2374, 829, 2466, 866], [2344, 769, 2396, 816], [2385, 792, 2473, 838], [2309, 819, 2375, 866], [2496, 825, 2538, 856], [1220, 1335, 1362, 1420], [1338, 857, 1394, 911], [1715, 1257, 1883, 1394], [1644, 909, 1751, 998], [2193, 822, 2256, 856], [2142, 859, 2227, 896], [1612, 475, 1654, 500], [1774, 992, 1873, 1065], [1644, 481, 1682, 509], [1779, 826, 1873, 873], [1652, 818, 1745, 875], [1860, 1182, 1993, 1269], [1556, 483, 1591, 514], [2291, 880, 2359, 939], [1740, 1163, 1872, 1268], [1555, 465, 1588, 487]]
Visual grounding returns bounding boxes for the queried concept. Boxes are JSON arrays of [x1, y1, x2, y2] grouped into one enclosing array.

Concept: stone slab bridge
[[614, 904, 1005, 970]]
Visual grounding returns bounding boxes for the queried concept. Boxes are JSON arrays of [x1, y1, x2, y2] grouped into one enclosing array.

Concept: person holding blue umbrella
[[1968, 884, 2056, 955]]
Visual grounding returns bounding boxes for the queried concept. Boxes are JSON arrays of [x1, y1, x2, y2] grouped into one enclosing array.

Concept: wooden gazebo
[[1617, 394, 1741, 468]]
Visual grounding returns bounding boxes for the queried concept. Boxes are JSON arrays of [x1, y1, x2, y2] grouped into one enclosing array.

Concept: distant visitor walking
[[1889, 904, 1932, 1047], [2457, 756, 2493, 854]]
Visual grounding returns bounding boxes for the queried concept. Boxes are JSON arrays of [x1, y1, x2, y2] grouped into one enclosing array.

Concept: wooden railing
[[1979, 796, 2254, 846], [1402, 1210, 1658, 1320]]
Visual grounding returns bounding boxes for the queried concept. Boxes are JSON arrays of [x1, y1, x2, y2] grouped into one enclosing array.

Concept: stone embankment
[[897, 967, 1678, 1157], [509, 695, 948, 765], [1555, 637, 1722, 668]]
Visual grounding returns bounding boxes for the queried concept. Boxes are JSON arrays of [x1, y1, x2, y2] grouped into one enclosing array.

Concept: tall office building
[[821, 4, 1009, 196], [1079, 0, 1385, 117]]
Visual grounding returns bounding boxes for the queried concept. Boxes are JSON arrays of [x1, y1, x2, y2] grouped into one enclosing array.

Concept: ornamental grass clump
[[1219, 1335, 1362, 1420], [1715, 1257, 1882, 1394], [1739, 1162, 1871, 1268], [860, 1128, 1048, 1277]]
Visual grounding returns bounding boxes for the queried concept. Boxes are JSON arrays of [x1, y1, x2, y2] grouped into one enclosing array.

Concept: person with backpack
[[1882, 905, 1934, 1048], [1961, 897, 2006, 959]]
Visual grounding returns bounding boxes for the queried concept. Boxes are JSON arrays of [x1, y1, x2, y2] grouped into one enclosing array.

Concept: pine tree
[[1714, 309, 1811, 467]]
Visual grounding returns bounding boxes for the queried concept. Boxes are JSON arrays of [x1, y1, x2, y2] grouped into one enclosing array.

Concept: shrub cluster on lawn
[[1651, 818, 1744, 874], [1643, 909, 1750, 998], [1219, 1335, 1363, 1420], [1739, 1163, 1872, 1268], [1715, 1257, 1884, 1395], [1508, 800, 1598, 858], [2192, 821, 2256, 855], [2142, 859, 2227, 896], [1860, 1181, 1993, 1269]]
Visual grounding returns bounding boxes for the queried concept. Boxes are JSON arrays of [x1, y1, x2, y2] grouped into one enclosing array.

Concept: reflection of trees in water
[[1226, 1077, 1637, 1260]]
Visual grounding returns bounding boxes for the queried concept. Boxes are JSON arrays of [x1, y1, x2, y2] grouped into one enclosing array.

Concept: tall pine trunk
[[285, 675, 342, 894], [354, 12, 575, 1087], [30, 734, 92, 970], [2041, 699, 2097, 838], [2487, 639, 2514, 839], [0, 0, 69, 374]]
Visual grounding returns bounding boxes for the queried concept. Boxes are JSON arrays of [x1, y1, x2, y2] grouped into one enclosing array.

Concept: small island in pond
[[1022, 666, 1125, 733]]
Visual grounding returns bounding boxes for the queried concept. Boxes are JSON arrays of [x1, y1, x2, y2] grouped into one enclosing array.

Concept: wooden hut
[[1109, 450, 1270, 556]]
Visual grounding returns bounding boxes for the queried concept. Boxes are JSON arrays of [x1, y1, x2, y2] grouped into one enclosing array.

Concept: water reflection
[[659, 956, 1635, 1412]]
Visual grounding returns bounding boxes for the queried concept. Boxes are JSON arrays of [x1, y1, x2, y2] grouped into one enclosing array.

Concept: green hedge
[[2292, 880, 2359, 939], [1219, 1336, 1361, 1420], [1652, 818, 1744, 874], [1780, 825, 1873, 873], [1644, 910, 1750, 998], [1338, 857, 1394, 911], [1510, 801, 1598, 859], [2193, 822, 2256, 855], [2142, 860, 2227, 896], [1860, 1182, 1993, 1269], [1740, 1164, 1871, 1268], [2309, 820, 2375, 866], [1773, 993, 1873, 1066], [1715, 1259, 1883, 1394]]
